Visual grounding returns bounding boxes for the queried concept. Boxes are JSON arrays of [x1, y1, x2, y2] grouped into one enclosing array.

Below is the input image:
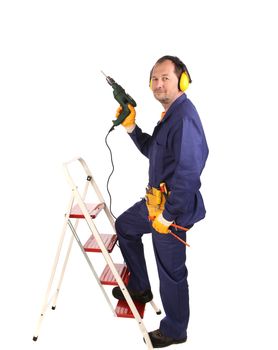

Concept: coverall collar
[[158, 93, 187, 125]]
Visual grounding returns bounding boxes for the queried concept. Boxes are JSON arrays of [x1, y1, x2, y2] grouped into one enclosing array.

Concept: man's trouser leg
[[152, 228, 189, 340], [115, 199, 189, 339], [115, 199, 152, 291]]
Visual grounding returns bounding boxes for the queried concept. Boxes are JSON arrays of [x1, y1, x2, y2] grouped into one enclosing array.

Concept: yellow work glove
[[115, 103, 136, 132], [152, 213, 173, 234]]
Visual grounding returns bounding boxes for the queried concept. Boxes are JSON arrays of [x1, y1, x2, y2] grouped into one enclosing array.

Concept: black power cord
[[105, 126, 117, 220]]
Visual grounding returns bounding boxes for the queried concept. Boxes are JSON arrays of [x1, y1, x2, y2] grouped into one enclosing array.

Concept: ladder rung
[[100, 264, 130, 285], [69, 203, 105, 219], [84, 234, 118, 253], [115, 300, 145, 318]]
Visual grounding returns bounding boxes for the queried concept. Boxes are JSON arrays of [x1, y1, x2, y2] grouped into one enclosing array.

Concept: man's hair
[[154, 55, 185, 80]]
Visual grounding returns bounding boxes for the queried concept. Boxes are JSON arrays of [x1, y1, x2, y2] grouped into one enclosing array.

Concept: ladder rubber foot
[[51, 306, 56, 310], [33, 336, 38, 341], [156, 310, 162, 315]]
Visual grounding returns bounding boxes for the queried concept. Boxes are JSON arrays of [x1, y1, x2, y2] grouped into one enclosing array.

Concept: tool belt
[[145, 183, 170, 218]]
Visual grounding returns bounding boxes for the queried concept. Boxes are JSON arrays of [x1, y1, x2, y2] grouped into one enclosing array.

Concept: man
[[112, 55, 209, 348]]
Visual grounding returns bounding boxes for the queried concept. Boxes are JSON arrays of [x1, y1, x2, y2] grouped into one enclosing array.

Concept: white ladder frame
[[33, 157, 161, 349]]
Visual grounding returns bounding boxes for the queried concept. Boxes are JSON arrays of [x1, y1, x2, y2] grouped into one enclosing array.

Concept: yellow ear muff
[[149, 78, 153, 90], [179, 72, 190, 92]]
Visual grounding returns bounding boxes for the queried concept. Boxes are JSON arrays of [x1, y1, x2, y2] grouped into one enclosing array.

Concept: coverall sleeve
[[129, 125, 152, 159], [163, 116, 206, 222]]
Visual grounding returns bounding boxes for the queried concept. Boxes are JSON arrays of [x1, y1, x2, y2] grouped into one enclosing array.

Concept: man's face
[[150, 60, 182, 108]]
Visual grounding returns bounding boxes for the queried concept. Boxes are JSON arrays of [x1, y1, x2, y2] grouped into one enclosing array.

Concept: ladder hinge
[[87, 176, 92, 181]]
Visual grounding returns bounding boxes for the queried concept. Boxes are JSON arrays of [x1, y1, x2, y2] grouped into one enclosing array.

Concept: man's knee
[[114, 200, 150, 239], [115, 214, 125, 236], [115, 209, 135, 239]]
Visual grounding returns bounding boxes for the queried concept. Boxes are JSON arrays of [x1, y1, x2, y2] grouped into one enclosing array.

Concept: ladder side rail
[[89, 177, 116, 229], [72, 187, 153, 349], [63, 157, 92, 185], [64, 157, 116, 229], [51, 177, 92, 308], [33, 194, 75, 341], [51, 235, 74, 309], [78, 157, 116, 228]]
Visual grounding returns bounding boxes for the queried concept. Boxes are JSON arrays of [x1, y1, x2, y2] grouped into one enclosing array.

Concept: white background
[[1, 0, 278, 349]]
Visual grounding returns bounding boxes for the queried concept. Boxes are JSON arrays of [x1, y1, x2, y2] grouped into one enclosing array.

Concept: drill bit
[[101, 70, 115, 86]]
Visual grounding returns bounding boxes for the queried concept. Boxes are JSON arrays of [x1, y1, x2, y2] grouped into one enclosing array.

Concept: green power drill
[[101, 71, 137, 128]]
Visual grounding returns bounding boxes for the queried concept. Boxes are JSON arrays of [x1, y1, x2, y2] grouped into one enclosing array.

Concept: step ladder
[[32, 157, 161, 349]]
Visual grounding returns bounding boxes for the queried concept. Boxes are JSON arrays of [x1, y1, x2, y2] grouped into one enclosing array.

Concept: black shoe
[[112, 286, 153, 304], [145, 329, 187, 348]]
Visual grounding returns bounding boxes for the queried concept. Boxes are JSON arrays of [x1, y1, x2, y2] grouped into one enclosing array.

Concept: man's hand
[[115, 103, 136, 132], [152, 213, 173, 234]]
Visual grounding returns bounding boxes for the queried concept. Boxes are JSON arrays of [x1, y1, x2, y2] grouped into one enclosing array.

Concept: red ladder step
[[69, 203, 105, 219], [84, 234, 117, 253], [115, 300, 145, 319], [100, 264, 130, 285]]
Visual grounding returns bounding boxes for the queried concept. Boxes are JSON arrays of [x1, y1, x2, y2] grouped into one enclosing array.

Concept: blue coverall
[[115, 94, 208, 339]]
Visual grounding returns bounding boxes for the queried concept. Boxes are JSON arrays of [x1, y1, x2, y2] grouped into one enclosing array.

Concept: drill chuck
[[101, 70, 115, 86]]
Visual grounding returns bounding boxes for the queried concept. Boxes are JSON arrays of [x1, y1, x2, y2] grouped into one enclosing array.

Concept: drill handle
[[112, 83, 137, 127], [112, 103, 131, 126]]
